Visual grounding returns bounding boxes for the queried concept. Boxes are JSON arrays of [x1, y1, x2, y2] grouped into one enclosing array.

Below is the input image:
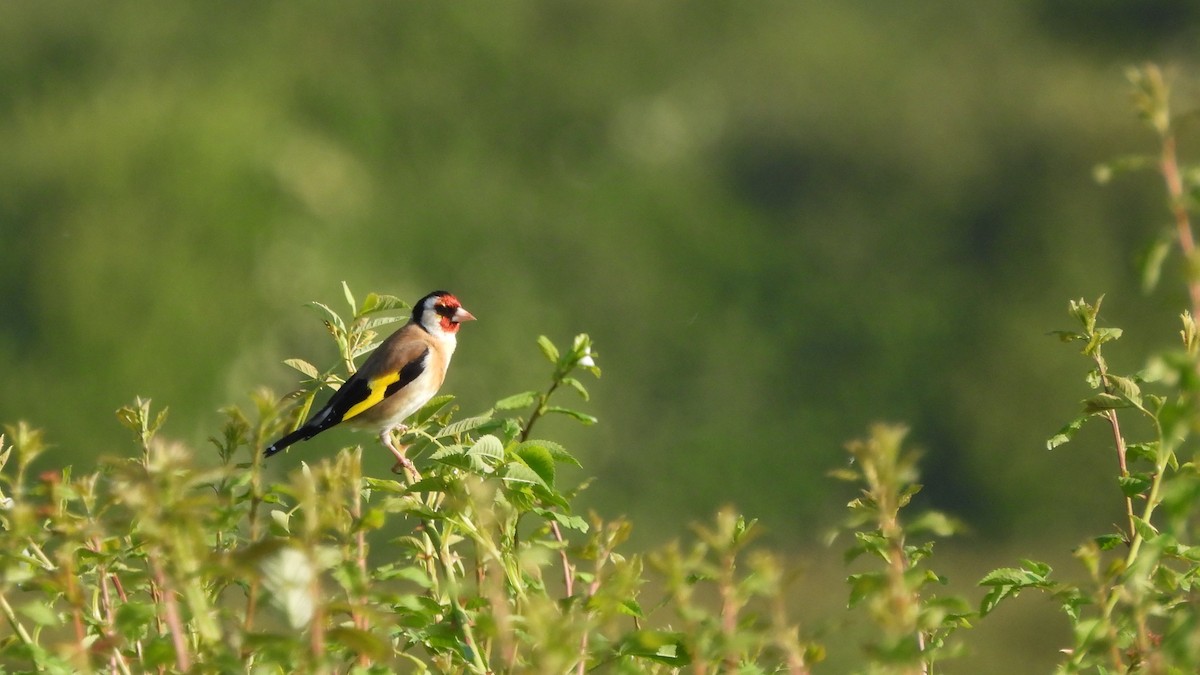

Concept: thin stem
[[1102, 408, 1137, 539], [551, 521, 574, 598], [349, 449, 371, 669], [520, 379, 561, 443], [1092, 347, 1138, 540], [149, 553, 191, 672], [719, 550, 740, 673], [0, 590, 37, 653], [1160, 132, 1200, 321], [424, 521, 490, 674], [108, 573, 145, 667], [309, 551, 327, 673]]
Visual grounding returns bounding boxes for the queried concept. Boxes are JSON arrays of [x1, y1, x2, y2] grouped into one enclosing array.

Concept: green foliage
[[831, 424, 970, 674], [976, 64, 1200, 674], [9, 62, 1200, 674], [0, 287, 817, 673], [0, 1, 1187, 551]]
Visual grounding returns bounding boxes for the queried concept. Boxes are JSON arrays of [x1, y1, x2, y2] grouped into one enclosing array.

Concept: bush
[[3, 64, 1200, 674]]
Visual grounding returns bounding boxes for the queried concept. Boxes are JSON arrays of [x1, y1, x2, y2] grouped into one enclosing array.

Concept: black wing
[[263, 347, 429, 457]]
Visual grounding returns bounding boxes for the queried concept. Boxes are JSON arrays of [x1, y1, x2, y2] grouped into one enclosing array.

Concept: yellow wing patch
[[343, 371, 401, 421]]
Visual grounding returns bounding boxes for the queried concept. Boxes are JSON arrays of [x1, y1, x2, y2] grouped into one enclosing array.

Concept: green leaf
[[269, 509, 291, 535], [307, 301, 346, 333], [615, 630, 691, 666], [502, 462, 548, 488], [977, 561, 1053, 616], [1118, 472, 1153, 498], [1106, 374, 1142, 406], [115, 602, 157, 638], [1020, 558, 1052, 577], [978, 567, 1045, 587], [467, 435, 505, 462], [1125, 442, 1157, 463], [537, 335, 560, 364], [514, 443, 556, 487], [847, 572, 886, 608], [374, 564, 434, 587], [545, 406, 598, 425], [143, 636, 179, 668], [979, 585, 1011, 617], [283, 358, 320, 379], [620, 598, 645, 618], [362, 476, 408, 493], [360, 292, 408, 315], [516, 439, 582, 467], [1069, 297, 1099, 333], [533, 507, 589, 532], [357, 507, 386, 531], [494, 391, 538, 411], [1083, 393, 1127, 413], [1094, 534, 1126, 551], [429, 444, 466, 460], [1132, 515, 1159, 540], [1140, 230, 1173, 293], [1047, 415, 1089, 450], [440, 413, 493, 437], [328, 626, 389, 660], [341, 280, 357, 313], [906, 510, 960, 537], [18, 601, 59, 627], [1049, 330, 1084, 343], [562, 376, 590, 401], [361, 315, 403, 332]]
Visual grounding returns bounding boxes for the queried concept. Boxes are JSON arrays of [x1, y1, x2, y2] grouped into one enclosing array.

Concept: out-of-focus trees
[[1, 1, 1198, 549]]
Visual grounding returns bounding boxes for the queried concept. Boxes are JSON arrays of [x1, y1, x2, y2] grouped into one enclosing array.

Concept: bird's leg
[[380, 425, 420, 480]]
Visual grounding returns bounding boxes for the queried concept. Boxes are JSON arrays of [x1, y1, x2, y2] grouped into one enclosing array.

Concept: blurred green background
[[3, 1, 1200, 670]]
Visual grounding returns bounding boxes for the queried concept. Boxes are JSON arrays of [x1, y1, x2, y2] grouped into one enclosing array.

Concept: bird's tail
[[263, 427, 313, 458]]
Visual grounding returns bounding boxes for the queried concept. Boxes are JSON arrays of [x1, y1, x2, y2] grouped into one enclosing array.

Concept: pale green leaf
[[467, 435, 505, 462], [440, 413, 493, 437], [545, 406, 597, 425], [1047, 415, 1088, 450], [537, 335, 560, 364], [494, 391, 538, 411], [284, 358, 320, 379], [307, 301, 346, 332]]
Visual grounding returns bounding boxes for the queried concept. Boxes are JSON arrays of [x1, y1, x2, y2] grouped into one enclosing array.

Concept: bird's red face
[[433, 295, 476, 333]]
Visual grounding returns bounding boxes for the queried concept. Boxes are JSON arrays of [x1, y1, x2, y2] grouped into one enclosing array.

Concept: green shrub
[[0, 287, 816, 673], [4, 64, 1200, 674]]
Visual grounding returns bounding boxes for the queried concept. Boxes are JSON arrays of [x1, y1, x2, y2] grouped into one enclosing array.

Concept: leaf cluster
[[0, 287, 817, 674]]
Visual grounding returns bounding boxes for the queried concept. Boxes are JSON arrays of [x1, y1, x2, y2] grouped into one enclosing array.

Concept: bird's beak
[[453, 307, 476, 323]]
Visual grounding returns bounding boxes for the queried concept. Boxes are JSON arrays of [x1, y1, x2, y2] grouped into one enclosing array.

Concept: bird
[[264, 290, 475, 474]]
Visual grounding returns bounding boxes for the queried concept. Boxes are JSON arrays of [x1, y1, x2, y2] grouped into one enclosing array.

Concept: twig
[[520, 380, 561, 443], [1160, 132, 1200, 320], [551, 520, 574, 597], [0, 590, 36, 652], [149, 553, 191, 672], [349, 449, 372, 669]]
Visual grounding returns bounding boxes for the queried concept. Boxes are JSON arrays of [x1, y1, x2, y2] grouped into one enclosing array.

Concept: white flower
[[578, 347, 596, 368], [260, 547, 316, 629]]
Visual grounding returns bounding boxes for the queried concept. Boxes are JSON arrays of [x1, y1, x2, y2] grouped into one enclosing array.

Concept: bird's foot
[[391, 455, 422, 481], [381, 427, 420, 481]]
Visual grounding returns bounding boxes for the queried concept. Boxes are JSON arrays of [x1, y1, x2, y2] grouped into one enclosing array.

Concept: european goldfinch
[[264, 290, 475, 473]]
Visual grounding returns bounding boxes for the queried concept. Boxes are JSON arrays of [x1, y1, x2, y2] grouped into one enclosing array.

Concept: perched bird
[[264, 290, 475, 473]]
